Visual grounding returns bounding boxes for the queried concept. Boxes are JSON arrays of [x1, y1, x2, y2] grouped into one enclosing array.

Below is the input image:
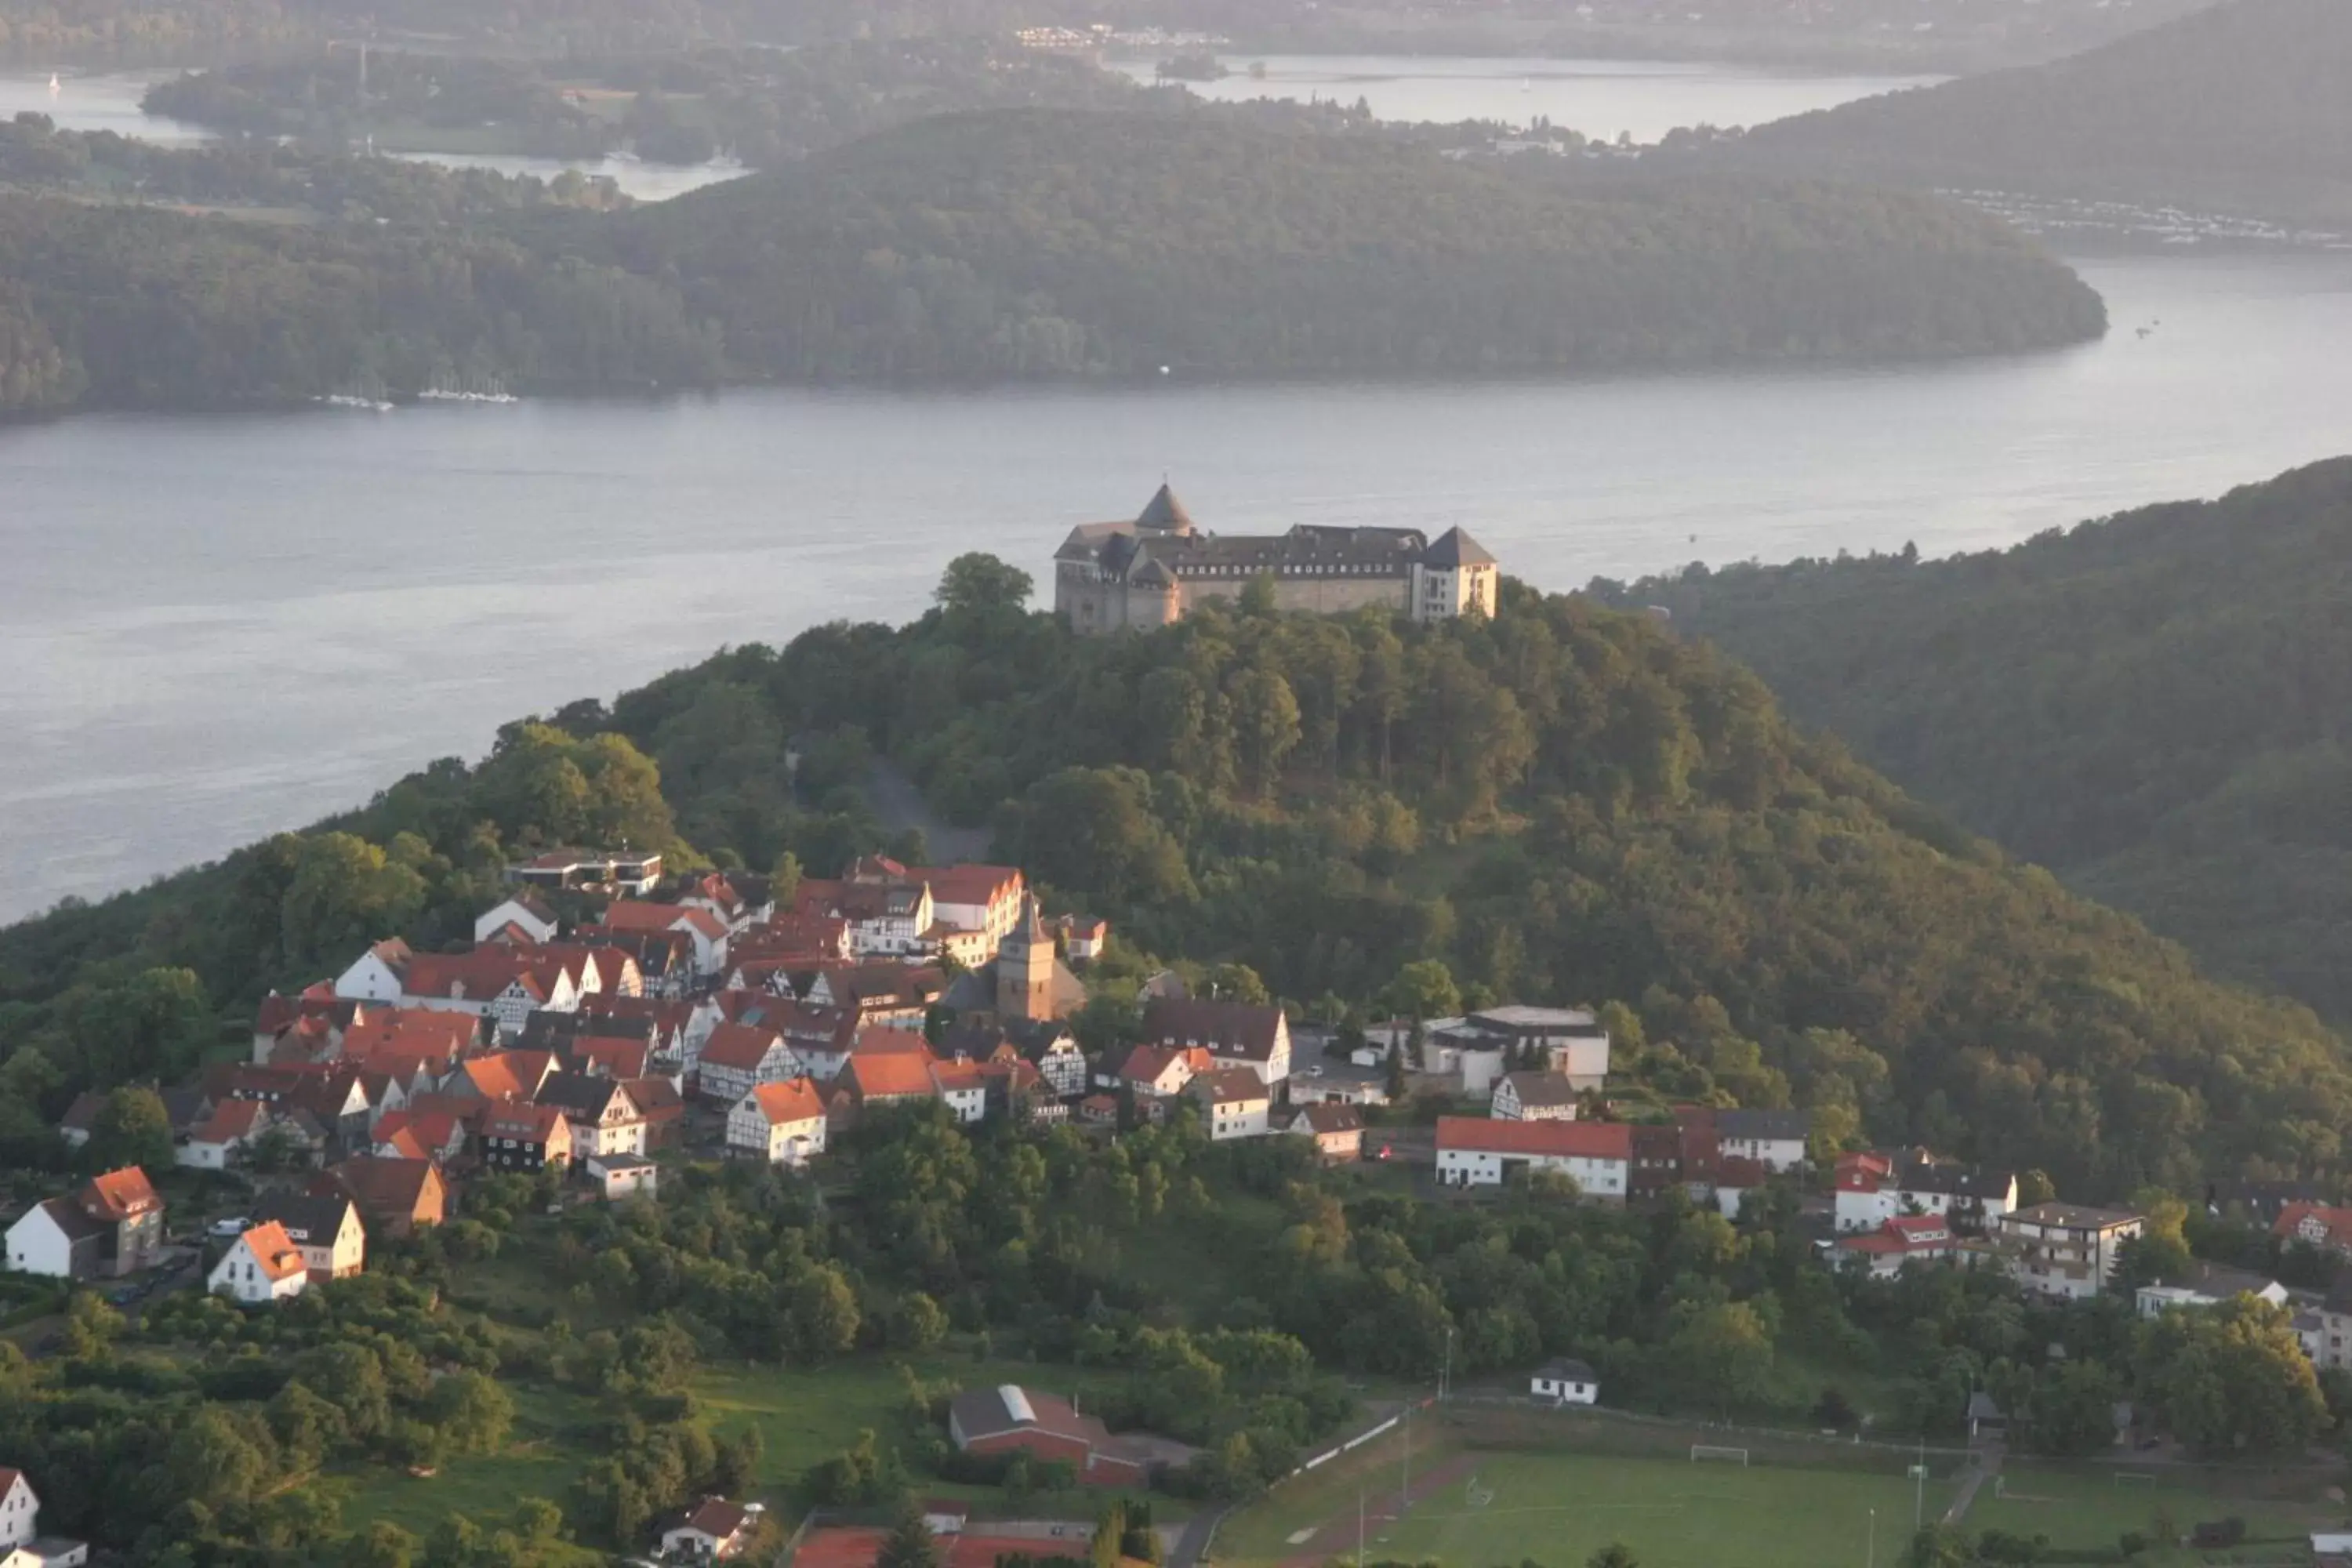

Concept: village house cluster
[[15, 843, 2352, 1556]]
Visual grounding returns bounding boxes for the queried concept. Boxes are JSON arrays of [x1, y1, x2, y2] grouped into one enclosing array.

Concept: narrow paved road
[[1944, 1443, 2004, 1525], [1167, 1504, 1230, 1568]]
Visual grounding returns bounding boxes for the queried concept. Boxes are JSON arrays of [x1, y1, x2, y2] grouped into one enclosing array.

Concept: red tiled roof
[[929, 1058, 988, 1094], [912, 864, 1024, 906], [597, 901, 698, 934], [1437, 1116, 1633, 1160], [2276, 1203, 2352, 1246], [239, 1220, 310, 1283], [624, 1076, 684, 1116], [747, 1079, 826, 1125], [83, 1166, 162, 1220], [701, 1022, 787, 1072], [191, 1100, 273, 1144], [843, 1051, 937, 1100], [480, 1102, 570, 1144], [572, 1037, 652, 1080], [318, 1156, 444, 1216], [1193, 1067, 1269, 1105], [377, 1127, 429, 1160]]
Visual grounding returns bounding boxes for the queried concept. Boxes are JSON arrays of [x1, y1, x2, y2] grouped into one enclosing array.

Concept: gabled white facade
[[209, 1232, 308, 1305], [474, 898, 558, 946], [3, 1204, 76, 1279], [0, 1470, 37, 1551], [725, 1091, 826, 1166], [334, 949, 405, 1003]]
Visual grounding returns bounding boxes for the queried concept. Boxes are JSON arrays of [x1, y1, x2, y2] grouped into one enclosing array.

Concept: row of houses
[[1432, 1103, 1810, 1207]]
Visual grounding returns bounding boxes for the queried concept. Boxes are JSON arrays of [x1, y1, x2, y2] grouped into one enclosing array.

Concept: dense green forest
[[0, 114, 630, 219], [587, 109, 2103, 381], [1600, 457, 2352, 1029], [0, 104, 2103, 412], [1730, 0, 2352, 222], [5, 558, 2344, 1197], [0, 192, 720, 411], [142, 38, 1152, 168]]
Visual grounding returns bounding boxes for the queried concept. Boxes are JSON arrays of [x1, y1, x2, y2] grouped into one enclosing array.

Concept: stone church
[[1053, 485, 1500, 634]]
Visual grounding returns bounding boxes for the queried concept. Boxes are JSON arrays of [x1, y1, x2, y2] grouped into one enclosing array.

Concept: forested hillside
[[597, 109, 2106, 380], [1734, 0, 2352, 220], [0, 105, 2104, 412], [1606, 457, 2352, 1026], [142, 38, 1150, 168], [0, 194, 721, 412], [6, 558, 2344, 1198]]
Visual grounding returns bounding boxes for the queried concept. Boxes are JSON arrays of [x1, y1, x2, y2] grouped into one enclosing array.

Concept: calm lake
[[1107, 53, 1943, 142], [7, 250, 2352, 920]]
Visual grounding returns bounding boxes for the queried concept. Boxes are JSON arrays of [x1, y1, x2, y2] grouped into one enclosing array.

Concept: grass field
[[1970, 1461, 2345, 1555], [1218, 1431, 1964, 1568]]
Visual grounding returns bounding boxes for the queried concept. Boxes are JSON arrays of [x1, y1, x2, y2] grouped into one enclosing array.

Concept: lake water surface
[[6, 251, 2352, 919], [1108, 53, 1943, 142]]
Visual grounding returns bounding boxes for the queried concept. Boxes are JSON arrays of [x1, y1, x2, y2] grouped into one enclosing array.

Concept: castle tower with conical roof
[[996, 895, 1058, 1022]]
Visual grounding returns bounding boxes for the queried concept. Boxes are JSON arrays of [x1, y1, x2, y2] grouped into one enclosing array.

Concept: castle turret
[[996, 895, 1058, 1022], [1136, 482, 1196, 536]]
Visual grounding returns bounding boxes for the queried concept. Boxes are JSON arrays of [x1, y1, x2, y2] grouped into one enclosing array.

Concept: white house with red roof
[[598, 902, 729, 978], [1834, 1215, 1958, 1278], [474, 894, 560, 947], [1436, 1116, 1632, 1201], [659, 1497, 759, 1560], [178, 1098, 277, 1171], [728, 1080, 829, 1165], [1140, 998, 1291, 1089], [209, 1221, 312, 1305], [334, 938, 416, 1004], [1189, 1068, 1272, 1140]]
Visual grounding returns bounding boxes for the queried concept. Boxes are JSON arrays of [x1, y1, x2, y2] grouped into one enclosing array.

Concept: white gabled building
[[209, 1221, 311, 1306], [1491, 1072, 1580, 1122], [474, 895, 560, 947], [727, 1080, 829, 1166], [1189, 1068, 1272, 1141], [334, 938, 414, 1004], [1712, 1108, 1811, 1174], [0, 1467, 85, 1568], [1528, 1357, 1599, 1406], [1436, 1116, 1632, 1202]]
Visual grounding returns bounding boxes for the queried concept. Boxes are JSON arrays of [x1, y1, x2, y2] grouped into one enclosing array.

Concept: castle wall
[[1058, 568, 1180, 634], [1181, 575, 1409, 615]]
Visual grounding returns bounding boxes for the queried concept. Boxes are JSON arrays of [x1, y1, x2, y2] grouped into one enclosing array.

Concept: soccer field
[[1219, 1446, 1960, 1568], [1968, 1462, 2338, 1555]]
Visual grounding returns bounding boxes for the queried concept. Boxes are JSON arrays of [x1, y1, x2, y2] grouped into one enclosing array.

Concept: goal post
[[1690, 1445, 1750, 1466]]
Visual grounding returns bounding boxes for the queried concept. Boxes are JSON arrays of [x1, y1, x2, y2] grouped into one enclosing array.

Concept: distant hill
[[1737, 0, 2352, 222], [1607, 457, 2352, 1022], [591, 107, 2106, 382], [11, 553, 2350, 1193]]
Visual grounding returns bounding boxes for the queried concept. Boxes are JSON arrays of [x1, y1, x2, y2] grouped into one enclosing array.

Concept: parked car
[[208, 1216, 251, 1239]]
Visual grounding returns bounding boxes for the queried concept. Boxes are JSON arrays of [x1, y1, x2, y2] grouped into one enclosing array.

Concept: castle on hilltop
[[1053, 485, 1499, 634]]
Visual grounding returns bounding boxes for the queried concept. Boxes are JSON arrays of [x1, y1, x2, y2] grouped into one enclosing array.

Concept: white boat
[[48, 72, 61, 95]]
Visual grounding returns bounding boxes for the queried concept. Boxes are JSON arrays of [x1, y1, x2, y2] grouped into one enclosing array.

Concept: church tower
[[996, 895, 1057, 1022]]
